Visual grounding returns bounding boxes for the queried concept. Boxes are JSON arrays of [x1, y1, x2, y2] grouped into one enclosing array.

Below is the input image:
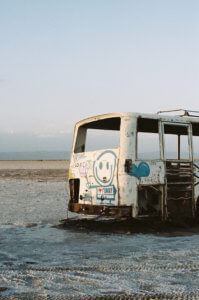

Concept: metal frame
[[161, 122, 193, 161], [68, 112, 199, 221], [157, 109, 199, 117]]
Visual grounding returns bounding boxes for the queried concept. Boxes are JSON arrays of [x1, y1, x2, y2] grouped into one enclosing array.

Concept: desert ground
[[0, 160, 69, 181], [1, 160, 199, 298]]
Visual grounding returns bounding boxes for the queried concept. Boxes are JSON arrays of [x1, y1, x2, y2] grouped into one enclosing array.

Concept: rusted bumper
[[68, 203, 132, 217]]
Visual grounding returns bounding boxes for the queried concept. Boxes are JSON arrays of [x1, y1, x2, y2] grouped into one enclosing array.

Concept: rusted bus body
[[68, 112, 199, 221]]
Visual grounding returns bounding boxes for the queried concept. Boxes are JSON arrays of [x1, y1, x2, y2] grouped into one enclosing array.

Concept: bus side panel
[[137, 160, 165, 185], [118, 117, 137, 216], [69, 149, 119, 206], [117, 118, 165, 217]]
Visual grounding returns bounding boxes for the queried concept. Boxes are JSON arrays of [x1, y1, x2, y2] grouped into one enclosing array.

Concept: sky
[[0, 0, 199, 151]]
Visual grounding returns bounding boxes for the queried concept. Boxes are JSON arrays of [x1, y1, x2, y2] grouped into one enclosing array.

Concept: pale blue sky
[[0, 0, 199, 151]]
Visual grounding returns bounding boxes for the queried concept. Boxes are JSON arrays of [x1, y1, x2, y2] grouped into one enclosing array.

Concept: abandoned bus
[[67, 110, 199, 221]]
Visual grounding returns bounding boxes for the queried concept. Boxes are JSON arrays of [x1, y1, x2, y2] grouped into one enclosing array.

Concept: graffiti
[[93, 151, 117, 186], [84, 150, 117, 203], [96, 185, 116, 202], [73, 150, 118, 204], [131, 162, 150, 179], [93, 150, 117, 203], [79, 161, 91, 176], [73, 153, 86, 162]]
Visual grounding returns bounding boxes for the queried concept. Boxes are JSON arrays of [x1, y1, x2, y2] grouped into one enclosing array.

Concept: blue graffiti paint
[[96, 185, 117, 204], [131, 162, 150, 179]]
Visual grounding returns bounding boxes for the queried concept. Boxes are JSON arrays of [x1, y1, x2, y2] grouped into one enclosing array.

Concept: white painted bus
[[67, 110, 199, 221]]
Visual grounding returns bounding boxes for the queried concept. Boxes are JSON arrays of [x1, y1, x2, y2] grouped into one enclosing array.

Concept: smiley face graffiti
[[93, 150, 117, 187], [91, 150, 117, 203]]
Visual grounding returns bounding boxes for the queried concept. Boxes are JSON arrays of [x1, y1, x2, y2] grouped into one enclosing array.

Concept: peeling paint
[[68, 112, 199, 221]]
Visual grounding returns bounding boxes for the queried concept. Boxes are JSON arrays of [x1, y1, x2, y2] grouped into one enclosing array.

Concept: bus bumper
[[68, 203, 132, 217]]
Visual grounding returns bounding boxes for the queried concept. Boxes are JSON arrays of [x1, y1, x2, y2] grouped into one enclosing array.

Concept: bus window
[[193, 136, 199, 159], [137, 118, 160, 160], [85, 129, 120, 152], [74, 117, 121, 153], [163, 124, 189, 160], [192, 123, 199, 159]]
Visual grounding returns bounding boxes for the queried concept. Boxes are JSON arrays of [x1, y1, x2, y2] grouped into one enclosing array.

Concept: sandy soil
[[0, 160, 69, 181]]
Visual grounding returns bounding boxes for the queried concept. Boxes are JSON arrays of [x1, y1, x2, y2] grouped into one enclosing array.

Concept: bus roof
[[75, 111, 199, 128]]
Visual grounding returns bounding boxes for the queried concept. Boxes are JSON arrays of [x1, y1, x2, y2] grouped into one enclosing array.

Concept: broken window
[[137, 118, 160, 160], [164, 134, 178, 159], [193, 136, 199, 159], [85, 129, 120, 152], [74, 117, 121, 153], [180, 135, 189, 159], [163, 124, 190, 160], [192, 123, 199, 159]]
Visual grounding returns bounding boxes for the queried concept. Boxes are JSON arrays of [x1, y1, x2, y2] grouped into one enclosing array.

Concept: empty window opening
[[164, 134, 178, 159], [137, 118, 160, 160], [193, 136, 199, 159], [74, 117, 120, 153], [192, 123, 199, 159], [85, 129, 120, 152], [164, 124, 190, 160], [180, 135, 189, 159]]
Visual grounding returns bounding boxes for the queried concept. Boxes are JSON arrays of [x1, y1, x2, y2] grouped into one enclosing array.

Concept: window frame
[[162, 122, 192, 161], [136, 118, 161, 161], [74, 117, 121, 154]]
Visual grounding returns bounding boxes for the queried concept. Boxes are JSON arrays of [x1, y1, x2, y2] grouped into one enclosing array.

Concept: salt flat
[[1, 161, 199, 298], [1, 179, 199, 299], [0, 160, 69, 181], [0, 160, 69, 170]]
